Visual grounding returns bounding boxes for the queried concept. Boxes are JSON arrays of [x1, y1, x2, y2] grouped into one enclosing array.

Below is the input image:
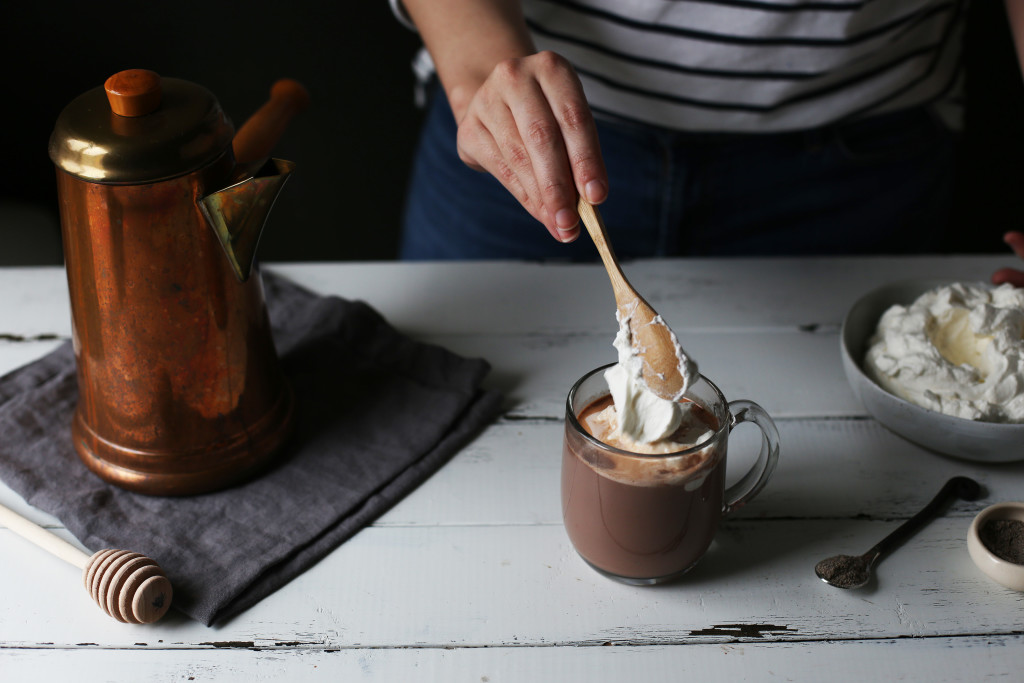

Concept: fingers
[[506, 71, 580, 241], [534, 55, 607, 207], [990, 231, 1024, 287], [457, 84, 569, 239], [1004, 231, 1024, 259], [991, 267, 1024, 287], [453, 52, 607, 243], [456, 100, 539, 220], [510, 52, 608, 239]]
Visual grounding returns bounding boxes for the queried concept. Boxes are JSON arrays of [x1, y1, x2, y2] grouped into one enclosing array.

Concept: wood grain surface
[[0, 257, 1020, 681]]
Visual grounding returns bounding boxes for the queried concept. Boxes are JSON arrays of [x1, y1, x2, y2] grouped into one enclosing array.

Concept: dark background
[[2, 1, 1022, 266], [1, 1, 425, 265]]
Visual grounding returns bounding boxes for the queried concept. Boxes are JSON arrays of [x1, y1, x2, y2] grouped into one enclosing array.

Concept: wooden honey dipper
[[0, 502, 172, 624]]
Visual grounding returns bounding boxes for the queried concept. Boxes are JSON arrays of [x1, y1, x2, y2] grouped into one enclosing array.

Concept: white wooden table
[[1, 256, 1021, 681]]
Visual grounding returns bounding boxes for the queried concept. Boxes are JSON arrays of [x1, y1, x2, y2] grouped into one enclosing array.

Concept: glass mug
[[561, 364, 781, 585]]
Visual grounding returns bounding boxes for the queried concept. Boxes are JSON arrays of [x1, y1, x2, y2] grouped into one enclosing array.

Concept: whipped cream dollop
[[864, 282, 1024, 423], [593, 307, 703, 453]]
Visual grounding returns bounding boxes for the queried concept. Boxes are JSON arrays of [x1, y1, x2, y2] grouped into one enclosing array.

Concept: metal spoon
[[815, 476, 982, 589]]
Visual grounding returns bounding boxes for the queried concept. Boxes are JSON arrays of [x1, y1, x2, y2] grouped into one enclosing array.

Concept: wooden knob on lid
[[104, 69, 162, 117]]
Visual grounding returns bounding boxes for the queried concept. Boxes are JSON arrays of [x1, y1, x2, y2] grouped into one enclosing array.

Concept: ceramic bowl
[[840, 279, 1024, 463], [967, 502, 1024, 591]]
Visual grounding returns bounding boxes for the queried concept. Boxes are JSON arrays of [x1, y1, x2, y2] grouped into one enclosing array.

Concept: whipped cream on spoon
[[577, 198, 698, 442]]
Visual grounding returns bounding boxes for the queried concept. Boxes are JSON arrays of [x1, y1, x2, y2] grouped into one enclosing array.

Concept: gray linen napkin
[[0, 271, 503, 625]]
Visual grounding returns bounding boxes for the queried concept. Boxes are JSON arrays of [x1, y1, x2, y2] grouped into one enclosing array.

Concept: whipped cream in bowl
[[841, 279, 1024, 462], [865, 282, 1024, 423]]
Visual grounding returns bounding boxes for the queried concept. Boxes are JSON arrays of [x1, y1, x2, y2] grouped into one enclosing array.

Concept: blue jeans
[[400, 90, 958, 260]]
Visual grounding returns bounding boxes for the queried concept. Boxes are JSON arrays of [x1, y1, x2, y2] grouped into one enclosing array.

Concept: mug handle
[[722, 400, 780, 515]]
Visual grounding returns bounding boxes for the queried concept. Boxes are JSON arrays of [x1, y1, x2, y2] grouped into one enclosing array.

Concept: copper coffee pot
[[49, 69, 308, 495]]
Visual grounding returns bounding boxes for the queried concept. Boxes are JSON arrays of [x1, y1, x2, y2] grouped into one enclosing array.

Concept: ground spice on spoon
[[979, 519, 1024, 565]]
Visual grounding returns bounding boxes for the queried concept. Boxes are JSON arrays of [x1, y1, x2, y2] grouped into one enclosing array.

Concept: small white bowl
[[840, 279, 1024, 463], [967, 502, 1024, 591]]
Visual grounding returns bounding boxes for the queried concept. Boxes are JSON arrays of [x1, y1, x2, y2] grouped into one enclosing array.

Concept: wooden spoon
[[576, 197, 694, 400], [0, 502, 172, 624]]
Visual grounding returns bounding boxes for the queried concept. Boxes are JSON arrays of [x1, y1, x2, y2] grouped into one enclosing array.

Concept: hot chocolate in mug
[[561, 364, 781, 584]]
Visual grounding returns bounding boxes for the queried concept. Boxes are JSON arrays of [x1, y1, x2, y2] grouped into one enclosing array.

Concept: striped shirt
[[392, 0, 966, 132]]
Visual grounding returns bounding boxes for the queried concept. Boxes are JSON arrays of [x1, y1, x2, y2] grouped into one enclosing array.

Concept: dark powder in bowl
[[979, 519, 1024, 565]]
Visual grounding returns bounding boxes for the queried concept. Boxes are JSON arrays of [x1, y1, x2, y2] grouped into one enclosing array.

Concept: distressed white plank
[[0, 328, 857, 420], [372, 418, 1019, 527], [268, 257, 1007, 335], [0, 259, 1004, 421], [2, 417, 1013, 532], [0, 519, 1018, 648], [0, 266, 71, 335], [1, 635, 1021, 683], [425, 328, 859, 420], [0, 257, 1008, 339], [0, 258, 1020, 682], [0, 339, 65, 378]]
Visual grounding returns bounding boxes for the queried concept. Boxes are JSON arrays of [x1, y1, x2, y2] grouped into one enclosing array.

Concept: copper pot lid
[[49, 69, 234, 184]]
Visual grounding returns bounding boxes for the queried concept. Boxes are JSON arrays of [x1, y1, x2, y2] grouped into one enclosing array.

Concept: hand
[[991, 231, 1024, 287], [451, 51, 608, 243]]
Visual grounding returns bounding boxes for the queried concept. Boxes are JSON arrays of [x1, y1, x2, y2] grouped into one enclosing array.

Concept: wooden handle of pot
[[232, 79, 311, 165]]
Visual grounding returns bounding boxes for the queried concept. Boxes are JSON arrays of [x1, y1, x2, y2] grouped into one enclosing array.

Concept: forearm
[[1006, 0, 1024, 76], [401, 0, 536, 120]]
